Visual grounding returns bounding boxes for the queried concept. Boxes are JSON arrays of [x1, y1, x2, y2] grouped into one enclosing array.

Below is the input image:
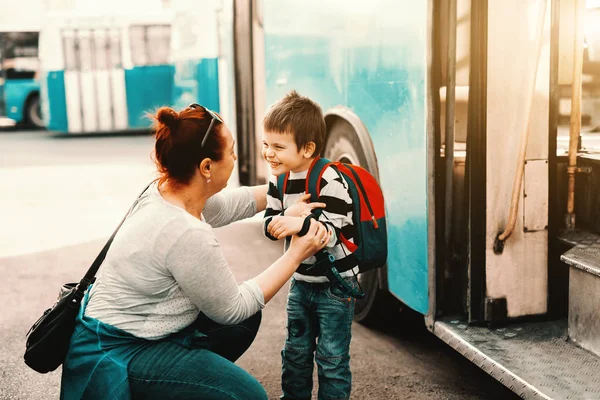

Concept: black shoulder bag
[[24, 184, 151, 373]]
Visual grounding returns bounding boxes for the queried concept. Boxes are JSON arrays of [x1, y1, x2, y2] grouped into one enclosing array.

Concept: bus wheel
[[26, 94, 44, 129], [324, 118, 395, 325]]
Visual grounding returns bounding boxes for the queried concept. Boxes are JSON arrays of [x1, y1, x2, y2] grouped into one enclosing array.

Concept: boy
[[262, 90, 359, 400]]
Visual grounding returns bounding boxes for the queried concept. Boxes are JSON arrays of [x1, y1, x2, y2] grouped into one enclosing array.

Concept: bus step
[[432, 318, 600, 400], [557, 229, 600, 248], [561, 236, 600, 357]]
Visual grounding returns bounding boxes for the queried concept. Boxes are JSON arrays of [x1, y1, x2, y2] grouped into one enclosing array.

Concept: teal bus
[[39, 10, 174, 134], [0, 30, 43, 128], [178, 0, 600, 397]]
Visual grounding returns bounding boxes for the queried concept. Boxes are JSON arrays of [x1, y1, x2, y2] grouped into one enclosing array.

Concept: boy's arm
[[316, 167, 353, 248], [263, 175, 284, 241]]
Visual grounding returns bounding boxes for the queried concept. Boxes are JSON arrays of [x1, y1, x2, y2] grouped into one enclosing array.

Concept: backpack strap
[[276, 172, 289, 209], [306, 157, 332, 204], [277, 157, 331, 214]]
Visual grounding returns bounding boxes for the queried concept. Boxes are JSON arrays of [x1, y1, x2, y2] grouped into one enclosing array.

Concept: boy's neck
[[290, 157, 318, 173]]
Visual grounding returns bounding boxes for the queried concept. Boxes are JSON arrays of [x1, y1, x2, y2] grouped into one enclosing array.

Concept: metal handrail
[[495, 0, 548, 250], [565, 0, 586, 230]]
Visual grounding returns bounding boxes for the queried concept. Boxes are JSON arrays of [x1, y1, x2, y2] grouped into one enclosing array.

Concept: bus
[[39, 8, 174, 134], [0, 30, 43, 128], [178, 0, 600, 398]]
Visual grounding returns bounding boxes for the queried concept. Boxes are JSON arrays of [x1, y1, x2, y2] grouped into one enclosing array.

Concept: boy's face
[[262, 130, 314, 175]]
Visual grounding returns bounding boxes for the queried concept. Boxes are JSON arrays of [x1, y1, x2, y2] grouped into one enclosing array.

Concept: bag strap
[[276, 172, 288, 207], [305, 157, 332, 217], [77, 182, 153, 291]]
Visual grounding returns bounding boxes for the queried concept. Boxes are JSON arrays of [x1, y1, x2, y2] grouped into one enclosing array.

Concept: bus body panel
[[2, 79, 39, 123], [262, 0, 429, 314], [172, 58, 220, 113], [42, 70, 68, 131], [124, 65, 175, 128]]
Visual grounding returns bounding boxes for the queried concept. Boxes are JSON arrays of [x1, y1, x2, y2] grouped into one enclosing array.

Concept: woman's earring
[[207, 178, 211, 183]]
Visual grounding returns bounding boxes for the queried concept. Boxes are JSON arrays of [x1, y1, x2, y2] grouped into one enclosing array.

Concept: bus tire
[[324, 118, 396, 325], [26, 94, 44, 129]]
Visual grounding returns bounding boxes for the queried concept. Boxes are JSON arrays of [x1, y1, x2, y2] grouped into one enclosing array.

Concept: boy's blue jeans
[[281, 277, 357, 400]]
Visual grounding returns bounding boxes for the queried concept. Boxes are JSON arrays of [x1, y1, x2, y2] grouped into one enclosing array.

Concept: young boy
[[262, 90, 359, 400]]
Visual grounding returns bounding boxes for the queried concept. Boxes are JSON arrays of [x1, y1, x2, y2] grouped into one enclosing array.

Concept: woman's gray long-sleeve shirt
[[84, 183, 265, 340]]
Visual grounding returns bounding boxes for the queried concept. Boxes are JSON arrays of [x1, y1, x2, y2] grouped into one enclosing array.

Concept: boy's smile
[[262, 131, 314, 175]]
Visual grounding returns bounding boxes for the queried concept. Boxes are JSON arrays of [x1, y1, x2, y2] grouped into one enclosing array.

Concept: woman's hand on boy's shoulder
[[284, 194, 326, 217]]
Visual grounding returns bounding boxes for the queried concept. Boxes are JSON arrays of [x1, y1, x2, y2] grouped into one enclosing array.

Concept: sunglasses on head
[[188, 103, 223, 148]]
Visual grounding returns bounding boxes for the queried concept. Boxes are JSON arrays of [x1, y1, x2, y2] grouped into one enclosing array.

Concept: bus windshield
[[0, 32, 39, 80]]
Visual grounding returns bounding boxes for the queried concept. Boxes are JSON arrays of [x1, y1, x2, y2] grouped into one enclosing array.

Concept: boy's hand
[[267, 216, 304, 239], [284, 194, 327, 217]]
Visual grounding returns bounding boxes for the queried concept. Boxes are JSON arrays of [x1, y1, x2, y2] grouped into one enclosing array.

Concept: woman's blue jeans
[[127, 311, 267, 400], [281, 278, 356, 400]]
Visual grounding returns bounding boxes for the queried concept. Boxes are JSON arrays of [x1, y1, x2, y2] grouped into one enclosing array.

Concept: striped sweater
[[263, 166, 358, 283]]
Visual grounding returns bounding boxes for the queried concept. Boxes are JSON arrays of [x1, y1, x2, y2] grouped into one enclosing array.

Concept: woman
[[60, 104, 331, 400]]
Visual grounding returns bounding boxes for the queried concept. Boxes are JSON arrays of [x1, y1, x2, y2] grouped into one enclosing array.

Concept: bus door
[[62, 28, 128, 133]]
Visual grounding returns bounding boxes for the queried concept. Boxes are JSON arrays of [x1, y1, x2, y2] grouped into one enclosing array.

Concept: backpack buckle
[[315, 250, 365, 299], [326, 265, 365, 299]]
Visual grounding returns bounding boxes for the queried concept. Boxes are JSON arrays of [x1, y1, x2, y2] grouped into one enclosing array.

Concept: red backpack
[[277, 157, 387, 275]]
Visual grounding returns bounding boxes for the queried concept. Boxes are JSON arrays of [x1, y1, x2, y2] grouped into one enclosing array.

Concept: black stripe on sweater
[[265, 208, 281, 217], [320, 195, 353, 215], [267, 181, 281, 200], [287, 179, 306, 194], [341, 224, 356, 242]]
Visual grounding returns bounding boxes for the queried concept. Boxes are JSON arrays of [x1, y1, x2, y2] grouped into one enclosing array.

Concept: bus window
[[77, 31, 93, 72], [63, 31, 77, 71], [146, 25, 170, 65], [129, 26, 148, 66], [129, 25, 171, 67], [0, 31, 42, 127], [108, 29, 122, 69], [93, 30, 108, 71]]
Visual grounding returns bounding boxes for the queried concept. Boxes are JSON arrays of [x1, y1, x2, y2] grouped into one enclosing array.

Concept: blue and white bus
[[39, 9, 174, 134], [0, 30, 43, 128], [179, 0, 600, 397]]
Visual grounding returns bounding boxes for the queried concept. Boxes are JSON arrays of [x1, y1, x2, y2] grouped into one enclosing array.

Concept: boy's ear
[[303, 141, 316, 158]]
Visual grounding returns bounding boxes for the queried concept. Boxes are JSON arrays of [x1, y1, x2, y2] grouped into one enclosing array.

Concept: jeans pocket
[[326, 278, 357, 304]]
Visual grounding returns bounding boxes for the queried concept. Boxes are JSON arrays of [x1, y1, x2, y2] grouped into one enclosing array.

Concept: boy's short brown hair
[[263, 90, 326, 156]]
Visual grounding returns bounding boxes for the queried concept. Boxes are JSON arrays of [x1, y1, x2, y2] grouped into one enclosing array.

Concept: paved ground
[[0, 128, 519, 399]]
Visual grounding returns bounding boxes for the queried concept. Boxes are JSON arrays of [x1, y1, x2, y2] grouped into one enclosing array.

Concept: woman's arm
[[249, 184, 268, 212], [203, 186, 264, 228], [168, 221, 331, 323], [166, 227, 265, 325]]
